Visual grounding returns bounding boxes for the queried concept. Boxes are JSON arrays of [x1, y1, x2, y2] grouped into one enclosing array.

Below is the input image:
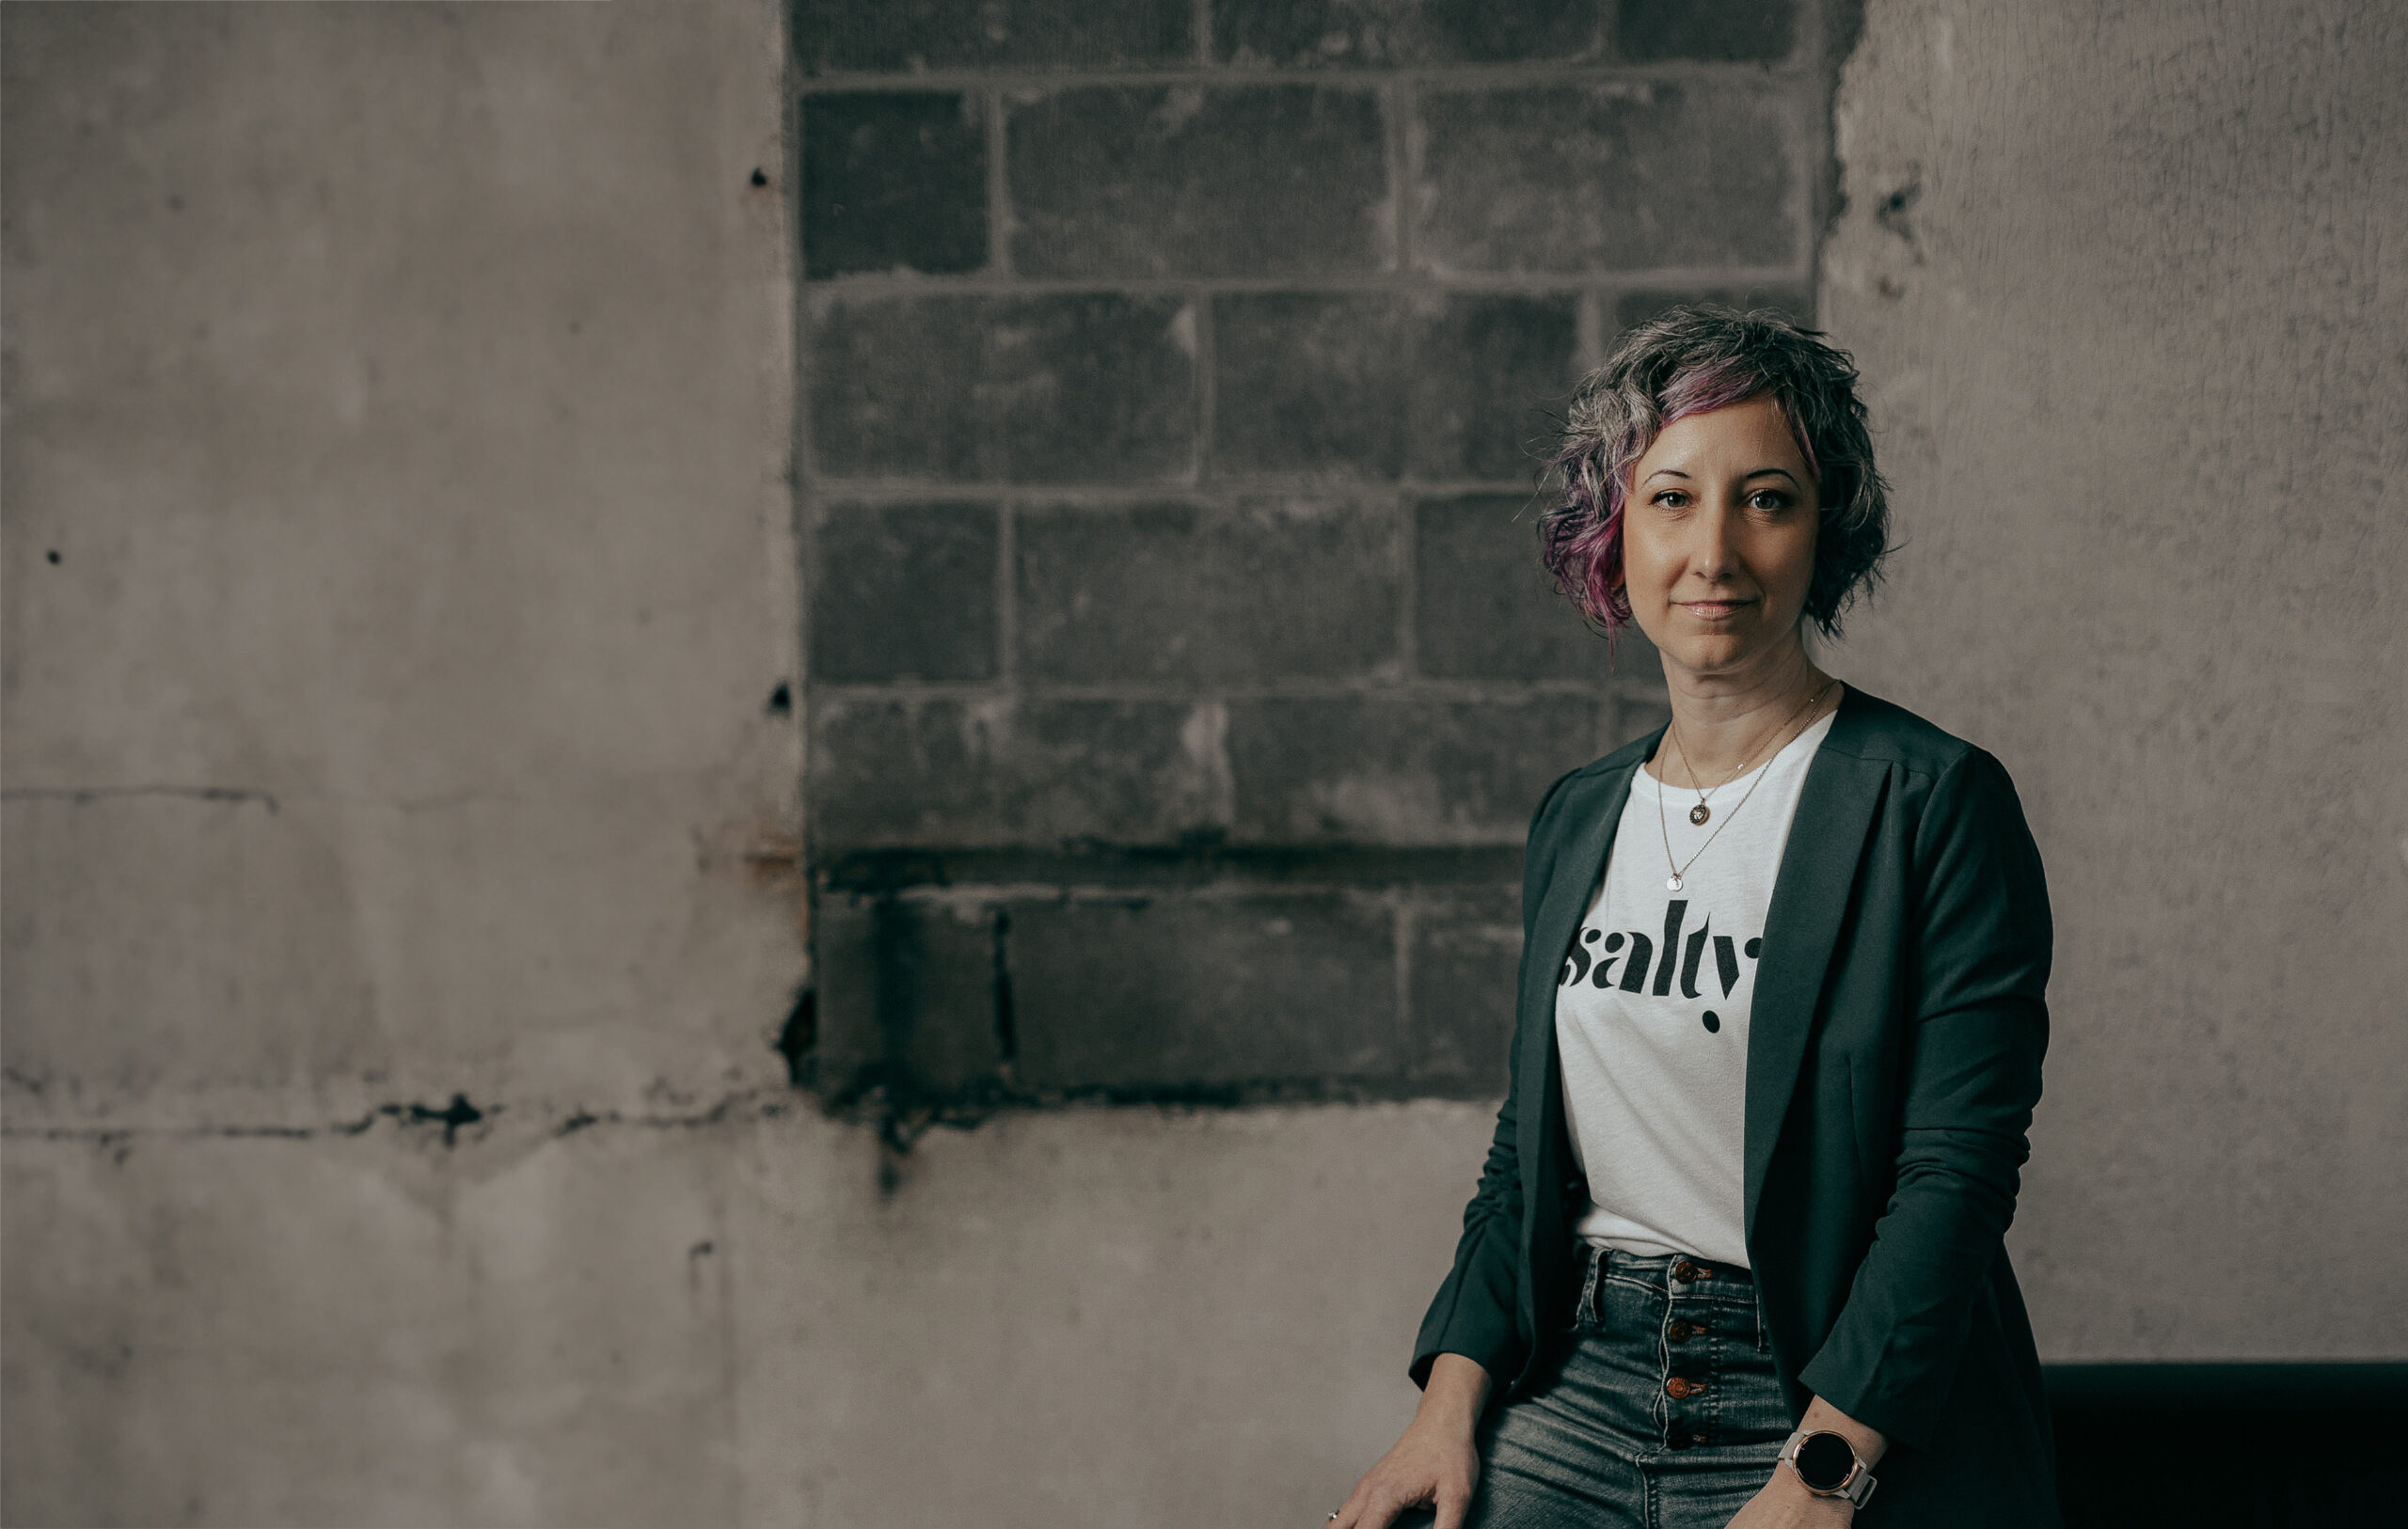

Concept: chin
[[1646, 609, 1806, 672], [1657, 633, 1755, 673]]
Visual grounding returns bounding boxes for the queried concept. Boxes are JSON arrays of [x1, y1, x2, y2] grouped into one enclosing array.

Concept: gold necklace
[[1666, 679, 1827, 826], [1655, 681, 1835, 893]]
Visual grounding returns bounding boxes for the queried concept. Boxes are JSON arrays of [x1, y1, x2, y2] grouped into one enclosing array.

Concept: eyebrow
[[1640, 466, 1804, 485]]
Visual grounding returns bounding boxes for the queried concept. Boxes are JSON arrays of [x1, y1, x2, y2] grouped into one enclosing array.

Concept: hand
[[1725, 1394, 1882, 1529], [1329, 1412, 1479, 1529], [1331, 1354, 1488, 1529], [1720, 1463, 1855, 1528]]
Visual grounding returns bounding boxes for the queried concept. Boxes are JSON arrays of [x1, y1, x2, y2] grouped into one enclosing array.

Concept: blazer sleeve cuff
[[1410, 1333, 1518, 1394], [1798, 1343, 1942, 1453], [1409, 1222, 1525, 1392]]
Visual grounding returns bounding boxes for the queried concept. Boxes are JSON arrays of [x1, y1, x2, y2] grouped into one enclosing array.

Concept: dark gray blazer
[[1412, 686, 2062, 1526]]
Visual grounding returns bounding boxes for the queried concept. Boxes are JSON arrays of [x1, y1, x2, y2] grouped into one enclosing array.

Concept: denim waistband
[[1572, 1244, 1756, 1294]]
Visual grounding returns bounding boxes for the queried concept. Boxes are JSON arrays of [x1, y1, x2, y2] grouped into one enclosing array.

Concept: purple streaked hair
[[1537, 305, 1892, 639]]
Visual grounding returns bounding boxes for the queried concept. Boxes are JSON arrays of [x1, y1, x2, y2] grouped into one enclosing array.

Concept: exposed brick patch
[[794, 0, 1195, 75], [811, 502, 999, 683], [1015, 498, 1401, 682], [800, 93, 988, 278], [1414, 82, 1798, 274], [1007, 85, 1391, 277], [810, 293, 1197, 482], [794, 1, 1843, 1115]]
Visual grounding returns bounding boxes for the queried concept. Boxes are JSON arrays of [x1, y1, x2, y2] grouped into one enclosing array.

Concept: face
[[1618, 393, 1820, 680]]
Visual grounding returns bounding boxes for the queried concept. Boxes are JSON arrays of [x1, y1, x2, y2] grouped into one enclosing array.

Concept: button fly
[[1672, 1260, 1703, 1283], [1665, 1377, 1702, 1399]]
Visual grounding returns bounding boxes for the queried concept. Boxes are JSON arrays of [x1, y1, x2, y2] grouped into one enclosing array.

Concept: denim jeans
[[1458, 1246, 1793, 1529]]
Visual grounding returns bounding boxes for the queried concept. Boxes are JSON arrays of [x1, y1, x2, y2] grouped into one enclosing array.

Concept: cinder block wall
[[798, 0, 1837, 1115]]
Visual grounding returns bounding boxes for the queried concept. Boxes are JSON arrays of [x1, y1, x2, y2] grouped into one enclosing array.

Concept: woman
[[1334, 307, 2059, 1528]]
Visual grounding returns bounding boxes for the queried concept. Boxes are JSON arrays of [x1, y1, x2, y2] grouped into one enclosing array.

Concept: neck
[[1655, 643, 1832, 786]]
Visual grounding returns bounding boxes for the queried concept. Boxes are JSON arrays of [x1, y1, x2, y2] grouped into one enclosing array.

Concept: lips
[[1678, 599, 1756, 619]]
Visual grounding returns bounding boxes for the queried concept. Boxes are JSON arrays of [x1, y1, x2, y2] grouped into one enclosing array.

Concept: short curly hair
[[1537, 305, 1891, 639]]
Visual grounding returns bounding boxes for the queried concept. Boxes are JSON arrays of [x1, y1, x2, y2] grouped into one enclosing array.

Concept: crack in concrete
[[0, 1090, 800, 1145], [1, 785, 282, 812], [0, 786, 542, 816]]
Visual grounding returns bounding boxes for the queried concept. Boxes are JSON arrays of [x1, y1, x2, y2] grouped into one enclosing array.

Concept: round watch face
[[1795, 1431, 1858, 1492]]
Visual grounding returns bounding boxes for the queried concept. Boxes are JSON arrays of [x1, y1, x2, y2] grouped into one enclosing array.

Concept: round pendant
[[1666, 874, 1684, 892], [1688, 803, 1711, 826]]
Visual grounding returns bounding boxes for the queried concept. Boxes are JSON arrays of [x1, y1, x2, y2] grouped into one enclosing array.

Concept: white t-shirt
[[1554, 705, 1838, 1268]]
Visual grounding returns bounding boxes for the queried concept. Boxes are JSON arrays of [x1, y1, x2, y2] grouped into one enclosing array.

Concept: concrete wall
[[4, 3, 2402, 1528], [1820, 0, 2408, 1358], [0, 3, 813, 1521]]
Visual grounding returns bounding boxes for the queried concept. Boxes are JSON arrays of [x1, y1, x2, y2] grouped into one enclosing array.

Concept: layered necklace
[[1655, 679, 1836, 893]]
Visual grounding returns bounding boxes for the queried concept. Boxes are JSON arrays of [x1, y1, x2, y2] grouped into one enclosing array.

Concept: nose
[[1687, 504, 1738, 578]]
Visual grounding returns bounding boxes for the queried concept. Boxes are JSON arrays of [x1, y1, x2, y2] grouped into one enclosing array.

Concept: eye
[[1747, 488, 1796, 512], [1650, 488, 1691, 508]]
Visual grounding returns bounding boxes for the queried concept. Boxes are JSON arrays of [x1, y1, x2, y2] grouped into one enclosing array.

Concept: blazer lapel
[[1743, 689, 1887, 1246], [1518, 752, 1649, 1211]]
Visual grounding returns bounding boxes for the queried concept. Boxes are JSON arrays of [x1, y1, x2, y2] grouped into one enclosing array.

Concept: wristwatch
[[1778, 1427, 1878, 1506]]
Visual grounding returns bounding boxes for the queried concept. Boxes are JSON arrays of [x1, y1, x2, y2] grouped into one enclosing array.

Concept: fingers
[[1331, 1481, 1413, 1529], [1431, 1480, 1474, 1529]]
